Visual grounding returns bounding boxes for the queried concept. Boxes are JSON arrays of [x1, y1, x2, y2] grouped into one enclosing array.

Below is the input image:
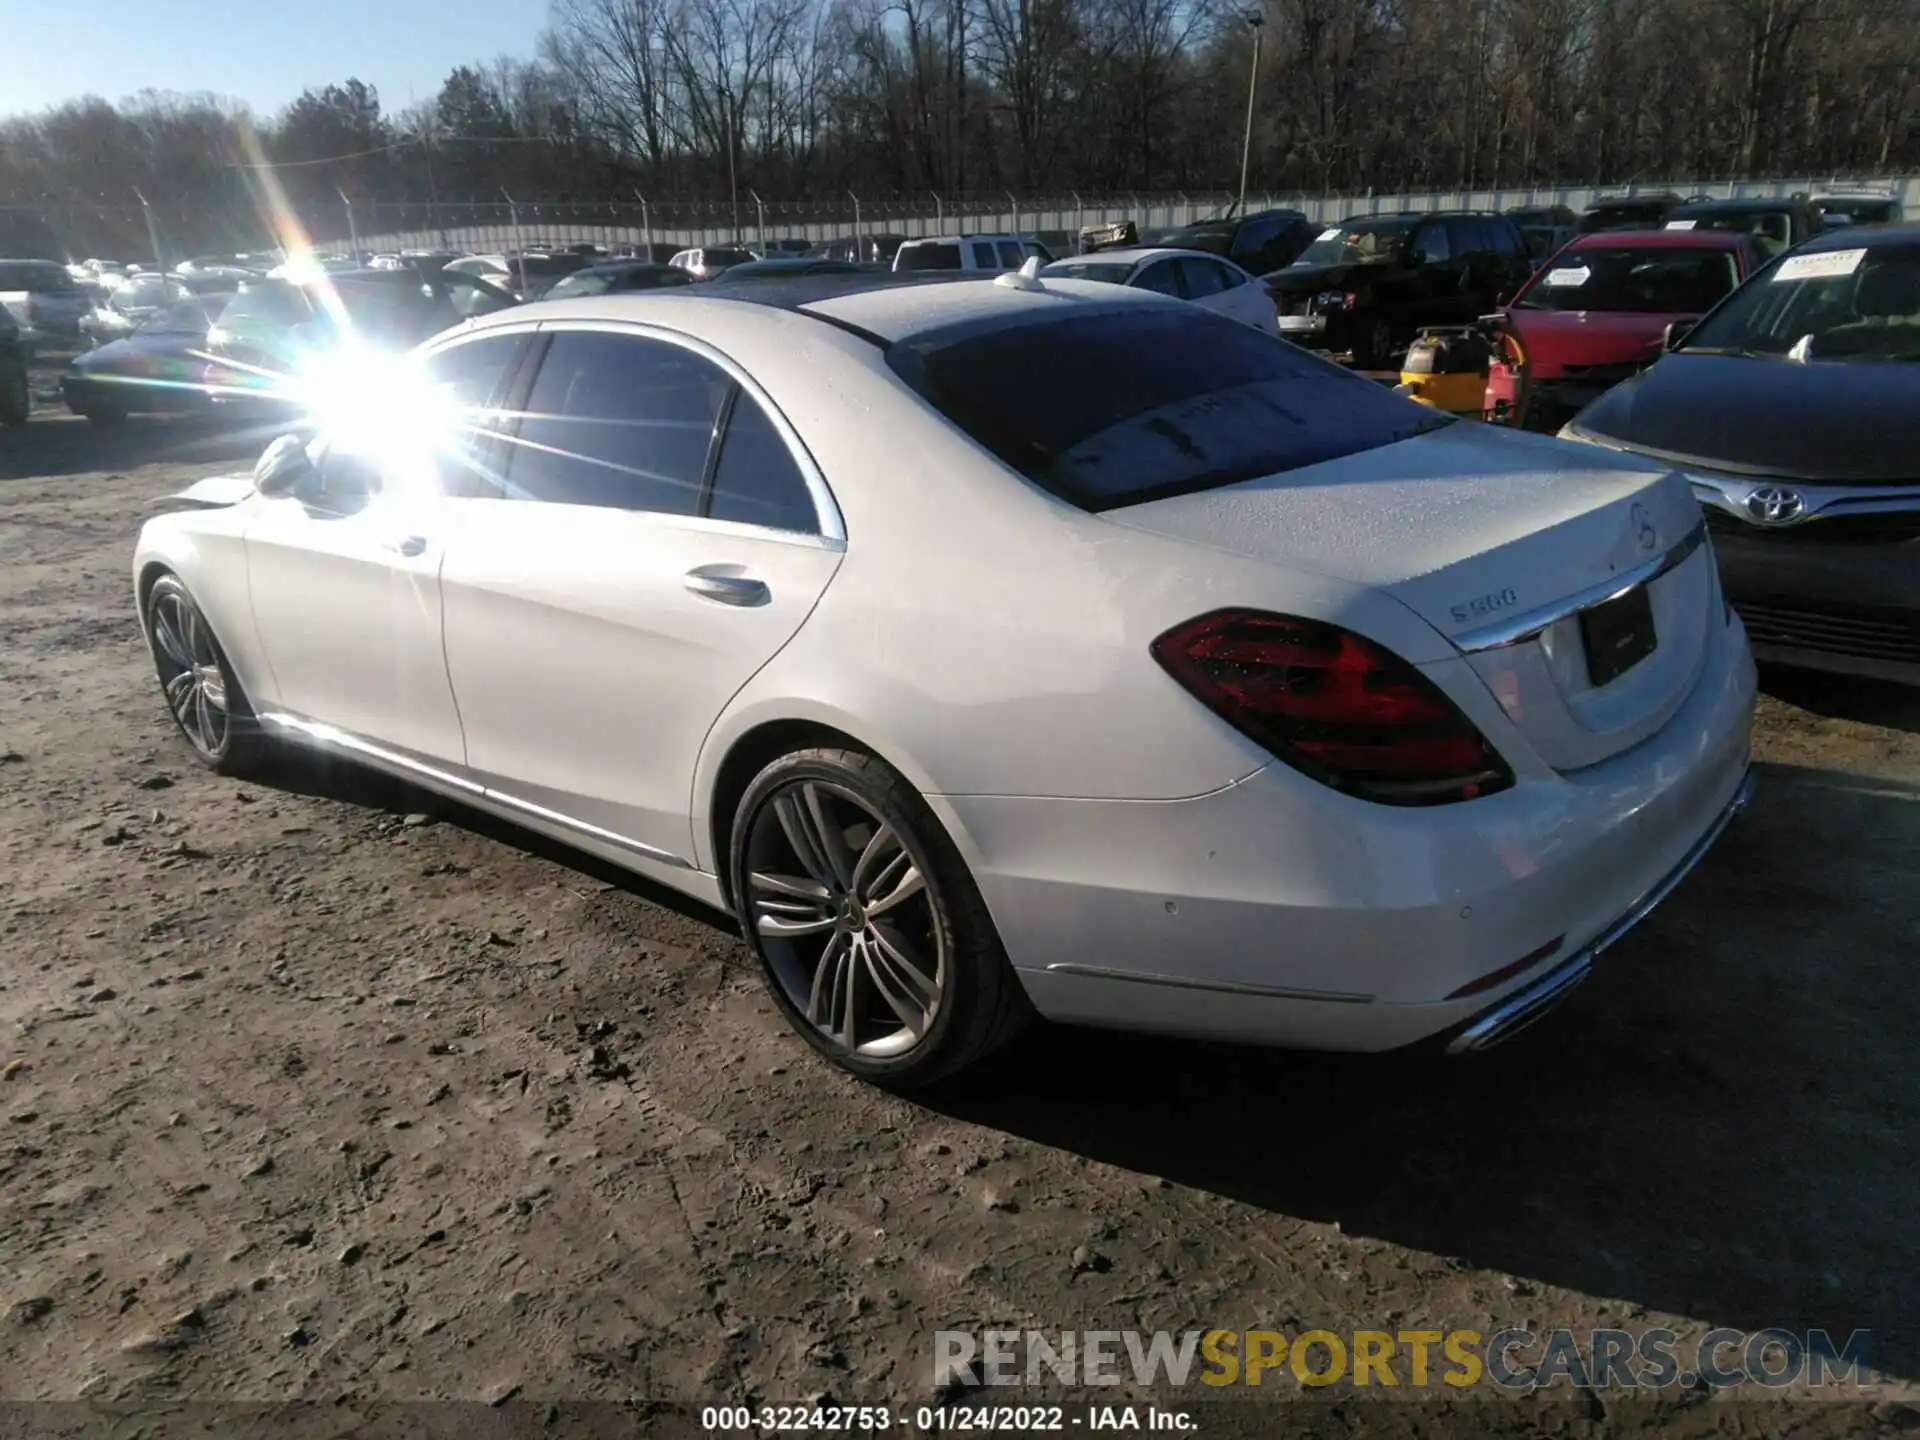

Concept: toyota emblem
[[1629, 502, 1658, 552], [1745, 485, 1805, 525]]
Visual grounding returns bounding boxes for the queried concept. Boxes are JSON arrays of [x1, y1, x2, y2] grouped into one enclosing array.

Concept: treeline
[[2, 0, 1916, 237]]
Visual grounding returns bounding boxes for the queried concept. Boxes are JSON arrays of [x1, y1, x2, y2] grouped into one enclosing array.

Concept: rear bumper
[[1441, 767, 1755, 1053], [1713, 526, 1920, 684], [935, 614, 1757, 1052]]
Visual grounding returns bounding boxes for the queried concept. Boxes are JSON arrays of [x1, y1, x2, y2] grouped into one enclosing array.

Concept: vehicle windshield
[[112, 276, 184, 311], [1683, 241, 1920, 361], [1040, 261, 1136, 284], [219, 281, 314, 330], [885, 307, 1452, 511], [543, 270, 616, 299], [1669, 206, 1793, 255], [895, 243, 962, 272], [1513, 246, 1741, 313], [1817, 198, 1899, 226], [136, 296, 225, 334], [1291, 219, 1417, 268]]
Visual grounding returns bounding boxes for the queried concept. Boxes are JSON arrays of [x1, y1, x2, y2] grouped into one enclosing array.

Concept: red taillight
[[1150, 609, 1514, 806]]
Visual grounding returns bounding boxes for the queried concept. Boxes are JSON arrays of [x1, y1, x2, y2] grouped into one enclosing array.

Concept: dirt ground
[[3, 389, 1919, 1438]]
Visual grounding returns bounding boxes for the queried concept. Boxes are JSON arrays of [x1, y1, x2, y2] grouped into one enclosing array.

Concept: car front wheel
[[729, 747, 1030, 1086], [144, 573, 270, 775]]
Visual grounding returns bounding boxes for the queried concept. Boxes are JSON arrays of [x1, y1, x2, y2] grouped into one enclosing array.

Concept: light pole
[[1237, 12, 1264, 220]]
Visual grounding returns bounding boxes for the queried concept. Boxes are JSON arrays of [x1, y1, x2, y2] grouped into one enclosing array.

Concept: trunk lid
[[1106, 421, 1717, 772]]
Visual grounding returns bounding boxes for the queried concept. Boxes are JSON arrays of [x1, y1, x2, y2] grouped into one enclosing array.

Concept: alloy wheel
[[744, 779, 946, 1059], [149, 590, 232, 758]]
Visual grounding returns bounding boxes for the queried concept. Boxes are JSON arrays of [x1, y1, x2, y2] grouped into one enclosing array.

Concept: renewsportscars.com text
[[933, 1327, 1872, 1391]]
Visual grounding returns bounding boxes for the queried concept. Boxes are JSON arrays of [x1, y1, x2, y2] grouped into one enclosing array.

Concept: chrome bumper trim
[[1446, 766, 1755, 1055]]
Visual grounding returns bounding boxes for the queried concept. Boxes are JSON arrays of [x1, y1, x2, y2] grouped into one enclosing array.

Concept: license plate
[[1581, 584, 1657, 687]]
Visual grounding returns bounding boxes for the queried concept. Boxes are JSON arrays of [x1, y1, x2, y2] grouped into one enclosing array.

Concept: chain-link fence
[[7, 174, 1915, 265]]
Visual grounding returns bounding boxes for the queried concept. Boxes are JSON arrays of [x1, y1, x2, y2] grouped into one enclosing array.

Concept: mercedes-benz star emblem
[[1629, 502, 1658, 553], [1745, 485, 1805, 525]]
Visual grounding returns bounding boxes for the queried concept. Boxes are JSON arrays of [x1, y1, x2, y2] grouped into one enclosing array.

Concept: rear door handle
[[384, 535, 427, 557], [683, 569, 770, 607]]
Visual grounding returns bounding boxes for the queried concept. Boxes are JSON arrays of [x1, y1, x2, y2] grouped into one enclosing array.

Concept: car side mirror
[[252, 434, 315, 498], [1662, 318, 1698, 353]]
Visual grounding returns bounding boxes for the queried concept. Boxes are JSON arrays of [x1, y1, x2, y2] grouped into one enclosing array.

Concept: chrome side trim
[[1453, 519, 1708, 654], [256, 711, 694, 870], [1043, 963, 1374, 1005], [1447, 766, 1754, 1055]]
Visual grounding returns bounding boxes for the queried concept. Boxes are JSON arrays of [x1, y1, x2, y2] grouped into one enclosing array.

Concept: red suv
[[1485, 229, 1763, 431]]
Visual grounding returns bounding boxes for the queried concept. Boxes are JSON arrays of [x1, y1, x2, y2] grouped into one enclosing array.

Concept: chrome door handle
[[384, 535, 427, 557], [683, 570, 770, 607]]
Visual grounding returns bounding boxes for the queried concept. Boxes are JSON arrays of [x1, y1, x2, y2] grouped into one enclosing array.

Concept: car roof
[[1792, 222, 1920, 251], [1566, 228, 1750, 251], [579, 260, 680, 274], [897, 234, 1034, 245], [1043, 247, 1218, 266], [1670, 196, 1801, 214], [467, 271, 1179, 349]]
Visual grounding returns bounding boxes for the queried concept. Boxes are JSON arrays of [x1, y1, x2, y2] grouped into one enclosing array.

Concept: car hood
[[1572, 352, 1920, 482], [71, 332, 212, 372], [1504, 308, 1679, 373], [1265, 262, 1358, 294]]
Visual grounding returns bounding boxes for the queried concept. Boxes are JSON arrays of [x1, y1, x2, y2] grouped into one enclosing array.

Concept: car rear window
[[0, 261, 75, 292], [895, 243, 962, 272], [220, 282, 314, 328], [886, 308, 1453, 511]]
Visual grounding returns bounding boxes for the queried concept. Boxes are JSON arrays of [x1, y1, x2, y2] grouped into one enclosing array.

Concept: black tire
[[142, 573, 272, 776], [728, 746, 1031, 1087], [80, 404, 127, 426], [0, 364, 27, 427], [1355, 314, 1397, 371]]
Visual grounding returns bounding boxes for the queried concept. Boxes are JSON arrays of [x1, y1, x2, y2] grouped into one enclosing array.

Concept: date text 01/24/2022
[[699, 1404, 1199, 1431]]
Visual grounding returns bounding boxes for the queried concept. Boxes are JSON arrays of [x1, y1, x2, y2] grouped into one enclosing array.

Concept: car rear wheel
[[729, 747, 1030, 1086], [1356, 315, 1397, 370], [0, 364, 27, 427], [144, 573, 270, 775]]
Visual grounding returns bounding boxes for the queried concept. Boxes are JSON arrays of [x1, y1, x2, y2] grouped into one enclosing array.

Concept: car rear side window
[[887, 307, 1451, 511], [1175, 258, 1228, 297], [706, 394, 817, 534], [501, 331, 728, 514], [895, 243, 961, 272]]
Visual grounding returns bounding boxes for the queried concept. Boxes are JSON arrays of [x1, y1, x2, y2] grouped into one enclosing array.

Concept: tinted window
[[408, 333, 528, 497], [887, 308, 1452, 511], [896, 243, 962, 272], [996, 241, 1025, 269], [1176, 257, 1227, 298], [1041, 261, 1134, 285], [0, 261, 74, 292], [1228, 217, 1280, 264], [1294, 218, 1416, 268], [220, 282, 314, 330], [707, 395, 817, 533], [1136, 260, 1182, 296], [1488, 220, 1524, 259], [542, 270, 615, 299], [503, 331, 728, 513], [1410, 222, 1451, 265], [971, 242, 998, 268]]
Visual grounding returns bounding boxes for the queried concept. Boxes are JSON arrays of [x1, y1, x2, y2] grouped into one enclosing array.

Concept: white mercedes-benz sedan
[[1041, 247, 1279, 333], [132, 268, 1757, 1085]]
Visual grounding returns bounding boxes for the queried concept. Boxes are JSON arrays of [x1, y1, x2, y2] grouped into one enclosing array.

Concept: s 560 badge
[[1451, 587, 1519, 625]]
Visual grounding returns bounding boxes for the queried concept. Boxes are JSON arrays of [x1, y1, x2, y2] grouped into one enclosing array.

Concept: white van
[[892, 235, 1055, 274]]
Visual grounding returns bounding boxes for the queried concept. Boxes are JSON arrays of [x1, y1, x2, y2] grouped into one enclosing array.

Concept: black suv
[[1576, 193, 1686, 234], [1265, 211, 1533, 367], [1155, 208, 1317, 276]]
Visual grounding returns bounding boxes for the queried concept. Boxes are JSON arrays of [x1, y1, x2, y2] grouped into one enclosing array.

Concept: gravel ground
[[2, 395, 1918, 1437]]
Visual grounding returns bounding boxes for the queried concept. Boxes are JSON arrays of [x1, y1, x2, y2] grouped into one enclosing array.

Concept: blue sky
[[2, 0, 548, 119]]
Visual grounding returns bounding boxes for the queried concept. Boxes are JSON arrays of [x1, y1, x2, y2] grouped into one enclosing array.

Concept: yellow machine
[[1394, 325, 1497, 416]]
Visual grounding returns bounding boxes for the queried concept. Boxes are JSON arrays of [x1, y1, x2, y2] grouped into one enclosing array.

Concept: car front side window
[[498, 330, 729, 515]]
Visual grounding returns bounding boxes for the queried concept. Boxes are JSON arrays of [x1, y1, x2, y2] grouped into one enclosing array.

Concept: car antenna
[[995, 256, 1047, 292]]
